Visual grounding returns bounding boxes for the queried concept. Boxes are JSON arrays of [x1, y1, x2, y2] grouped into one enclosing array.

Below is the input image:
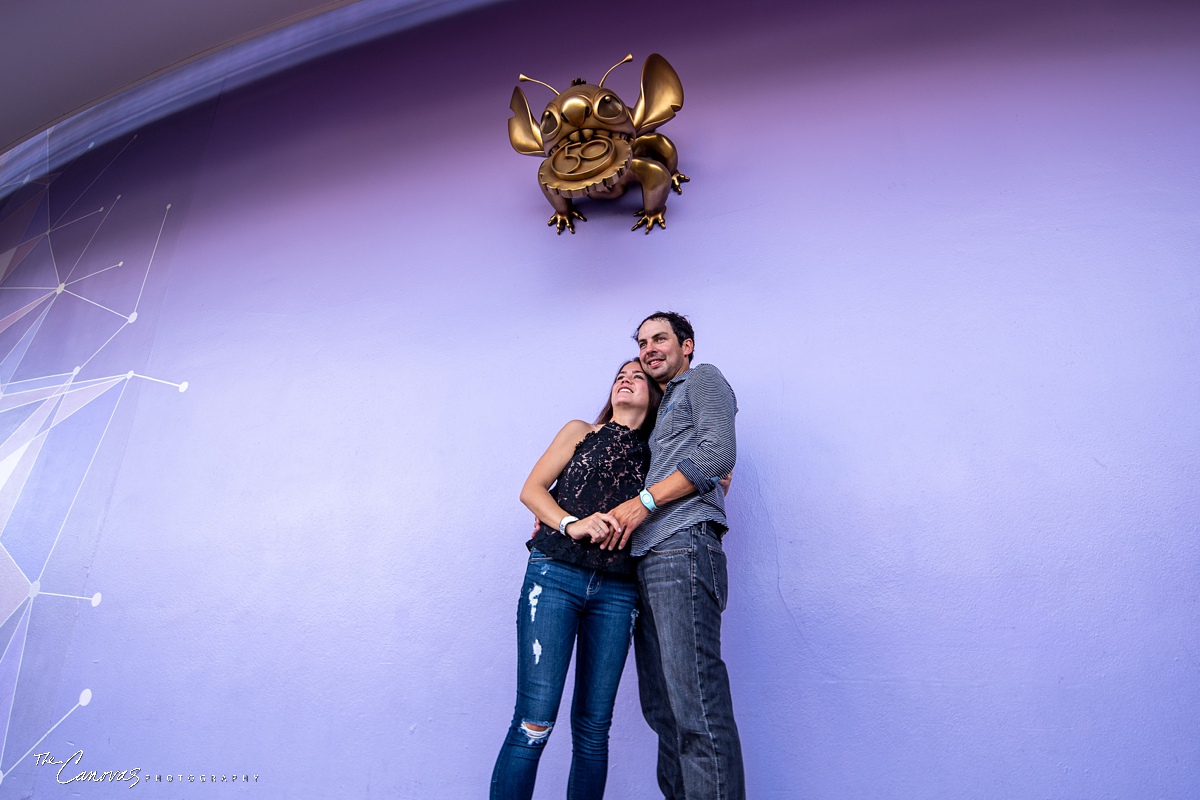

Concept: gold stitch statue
[[508, 53, 688, 234]]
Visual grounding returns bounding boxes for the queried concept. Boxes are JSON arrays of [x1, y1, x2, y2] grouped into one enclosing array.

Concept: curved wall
[[0, 0, 1197, 796]]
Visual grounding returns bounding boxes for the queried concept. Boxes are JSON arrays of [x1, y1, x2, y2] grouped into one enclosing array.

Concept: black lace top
[[527, 422, 650, 576]]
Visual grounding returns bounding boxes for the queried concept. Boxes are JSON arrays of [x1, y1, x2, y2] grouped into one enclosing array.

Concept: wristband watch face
[[639, 489, 657, 511]]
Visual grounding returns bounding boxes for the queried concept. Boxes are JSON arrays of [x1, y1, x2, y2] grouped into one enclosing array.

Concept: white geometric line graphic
[[0, 134, 186, 789], [65, 198, 120, 283], [45, 230, 60, 285], [66, 259, 124, 286], [77, 326, 131, 373], [34, 378, 131, 582], [63, 289, 130, 320], [0, 603, 32, 775], [131, 372, 188, 392], [1, 373, 74, 387], [133, 204, 170, 313], [51, 136, 136, 229], [29, 591, 102, 606]]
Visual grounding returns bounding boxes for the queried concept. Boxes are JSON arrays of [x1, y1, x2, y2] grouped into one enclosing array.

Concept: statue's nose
[[561, 96, 592, 127]]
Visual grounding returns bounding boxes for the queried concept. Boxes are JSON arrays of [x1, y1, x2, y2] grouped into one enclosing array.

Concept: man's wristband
[[639, 489, 658, 512], [559, 515, 579, 535]]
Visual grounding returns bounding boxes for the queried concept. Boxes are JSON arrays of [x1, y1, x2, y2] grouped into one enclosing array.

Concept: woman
[[490, 360, 663, 800]]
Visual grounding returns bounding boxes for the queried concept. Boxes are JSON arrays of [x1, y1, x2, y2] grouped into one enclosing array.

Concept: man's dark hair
[[634, 311, 695, 362]]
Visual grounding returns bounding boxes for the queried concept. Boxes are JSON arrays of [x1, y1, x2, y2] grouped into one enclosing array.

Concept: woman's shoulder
[[561, 419, 599, 436], [551, 419, 600, 448]]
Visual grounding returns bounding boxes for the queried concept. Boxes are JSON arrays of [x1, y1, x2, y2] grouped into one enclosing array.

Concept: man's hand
[[600, 497, 649, 551]]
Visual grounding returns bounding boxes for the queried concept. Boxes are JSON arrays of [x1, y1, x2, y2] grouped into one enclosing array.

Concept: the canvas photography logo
[[35, 746, 261, 788]]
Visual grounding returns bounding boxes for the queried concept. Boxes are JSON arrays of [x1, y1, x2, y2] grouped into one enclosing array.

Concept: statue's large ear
[[508, 87, 544, 156], [631, 54, 684, 135]]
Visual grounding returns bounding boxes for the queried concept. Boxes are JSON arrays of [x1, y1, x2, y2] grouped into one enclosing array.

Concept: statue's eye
[[596, 95, 624, 120], [540, 110, 560, 136]]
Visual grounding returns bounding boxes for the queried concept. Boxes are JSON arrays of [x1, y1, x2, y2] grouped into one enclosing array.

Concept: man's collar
[[663, 365, 691, 389]]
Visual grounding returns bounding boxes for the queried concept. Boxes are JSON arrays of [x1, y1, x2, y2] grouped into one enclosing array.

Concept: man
[[607, 311, 744, 800]]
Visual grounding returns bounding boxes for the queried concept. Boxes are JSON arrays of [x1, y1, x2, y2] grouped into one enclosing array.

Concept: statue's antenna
[[598, 54, 633, 88], [519, 74, 560, 95]]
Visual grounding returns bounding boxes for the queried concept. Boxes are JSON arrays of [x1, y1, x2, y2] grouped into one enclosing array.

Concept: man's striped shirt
[[631, 362, 738, 556]]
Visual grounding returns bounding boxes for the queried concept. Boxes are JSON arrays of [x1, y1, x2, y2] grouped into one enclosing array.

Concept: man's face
[[637, 318, 693, 385]]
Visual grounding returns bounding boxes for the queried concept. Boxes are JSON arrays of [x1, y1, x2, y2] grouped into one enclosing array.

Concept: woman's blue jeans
[[491, 552, 639, 800]]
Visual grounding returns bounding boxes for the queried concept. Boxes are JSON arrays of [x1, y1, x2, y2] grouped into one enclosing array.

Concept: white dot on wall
[[91, 592, 102, 607], [127, 312, 138, 324], [179, 381, 189, 393], [166, 203, 172, 209], [79, 689, 92, 707], [88, 142, 95, 149], [28, 580, 39, 598]]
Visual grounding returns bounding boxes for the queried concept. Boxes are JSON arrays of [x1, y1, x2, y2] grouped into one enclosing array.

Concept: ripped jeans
[[490, 551, 639, 800]]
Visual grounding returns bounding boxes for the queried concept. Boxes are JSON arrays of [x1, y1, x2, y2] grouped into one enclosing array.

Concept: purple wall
[[0, 0, 1197, 796]]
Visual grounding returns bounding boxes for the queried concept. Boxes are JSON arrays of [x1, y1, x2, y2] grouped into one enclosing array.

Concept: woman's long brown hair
[[594, 360, 663, 440]]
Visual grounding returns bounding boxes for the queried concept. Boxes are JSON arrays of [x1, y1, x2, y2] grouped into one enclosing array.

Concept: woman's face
[[611, 361, 651, 414]]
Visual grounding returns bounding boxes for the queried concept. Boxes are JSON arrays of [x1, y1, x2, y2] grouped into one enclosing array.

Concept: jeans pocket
[[706, 543, 729, 612], [648, 529, 692, 557]]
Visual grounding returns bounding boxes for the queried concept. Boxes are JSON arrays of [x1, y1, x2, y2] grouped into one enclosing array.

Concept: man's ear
[[682, 338, 695, 358]]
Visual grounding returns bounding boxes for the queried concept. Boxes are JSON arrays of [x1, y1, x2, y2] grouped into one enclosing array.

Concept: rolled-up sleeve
[[675, 365, 737, 494]]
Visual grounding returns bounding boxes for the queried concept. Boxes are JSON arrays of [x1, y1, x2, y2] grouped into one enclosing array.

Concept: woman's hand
[[566, 512, 622, 543]]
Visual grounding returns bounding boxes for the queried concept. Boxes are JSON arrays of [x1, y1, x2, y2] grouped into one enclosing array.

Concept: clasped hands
[[564, 497, 648, 551], [561, 471, 733, 551]]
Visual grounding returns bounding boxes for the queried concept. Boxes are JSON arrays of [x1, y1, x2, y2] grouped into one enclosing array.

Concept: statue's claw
[[671, 172, 690, 194], [548, 208, 587, 235], [632, 209, 666, 234]]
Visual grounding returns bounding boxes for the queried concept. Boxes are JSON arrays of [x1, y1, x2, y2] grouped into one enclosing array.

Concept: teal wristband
[[639, 489, 658, 512]]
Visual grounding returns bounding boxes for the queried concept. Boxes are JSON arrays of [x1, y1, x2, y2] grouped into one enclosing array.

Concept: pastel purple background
[[0, 0, 1197, 796]]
